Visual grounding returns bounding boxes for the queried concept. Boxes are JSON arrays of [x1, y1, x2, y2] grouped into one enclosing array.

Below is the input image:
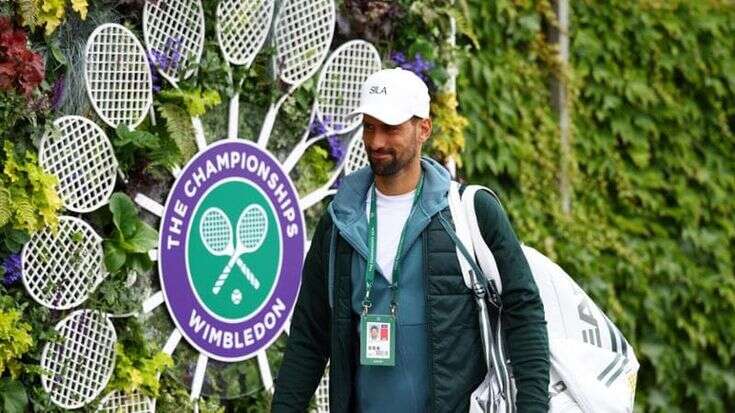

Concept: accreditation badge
[[360, 314, 395, 366]]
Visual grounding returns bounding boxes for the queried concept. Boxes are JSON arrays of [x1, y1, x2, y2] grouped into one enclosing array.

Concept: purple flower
[[327, 135, 344, 162], [1, 253, 22, 286], [309, 116, 346, 162], [50, 75, 65, 110], [389, 51, 407, 66], [309, 117, 330, 138], [148, 36, 183, 92], [389, 51, 434, 85], [147, 51, 163, 92]]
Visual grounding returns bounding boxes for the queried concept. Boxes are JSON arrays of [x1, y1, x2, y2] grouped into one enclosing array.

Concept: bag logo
[[159, 140, 305, 361]]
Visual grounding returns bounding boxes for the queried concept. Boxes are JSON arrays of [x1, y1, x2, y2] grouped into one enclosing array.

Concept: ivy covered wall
[[459, 1, 735, 411]]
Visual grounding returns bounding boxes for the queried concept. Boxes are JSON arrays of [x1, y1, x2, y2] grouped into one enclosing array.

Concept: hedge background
[[459, 0, 735, 411]]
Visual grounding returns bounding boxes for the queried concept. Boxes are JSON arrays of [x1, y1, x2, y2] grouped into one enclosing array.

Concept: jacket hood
[[327, 155, 451, 259]]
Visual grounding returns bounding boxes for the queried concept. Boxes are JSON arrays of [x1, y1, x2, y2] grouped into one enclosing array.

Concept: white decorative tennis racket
[[97, 389, 154, 413], [216, 0, 275, 140], [143, 0, 207, 150], [41, 310, 117, 409], [206, 205, 268, 295], [281, 40, 381, 173], [39, 116, 118, 213], [300, 128, 368, 210], [85, 23, 154, 129], [22, 215, 106, 310], [200, 207, 262, 295], [256, 0, 336, 147]]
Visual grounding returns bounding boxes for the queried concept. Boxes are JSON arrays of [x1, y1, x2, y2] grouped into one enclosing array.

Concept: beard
[[368, 130, 419, 176]]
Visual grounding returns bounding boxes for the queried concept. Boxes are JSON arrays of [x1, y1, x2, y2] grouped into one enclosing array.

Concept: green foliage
[[0, 378, 28, 413], [103, 192, 157, 276], [0, 309, 33, 378], [159, 87, 221, 118], [459, 0, 735, 411], [294, 146, 334, 196], [430, 92, 468, 166], [158, 103, 198, 164], [20, 0, 89, 35], [112, 124, 181, 175], [107, 319, 173, 398], [0, 141, 62, 235]]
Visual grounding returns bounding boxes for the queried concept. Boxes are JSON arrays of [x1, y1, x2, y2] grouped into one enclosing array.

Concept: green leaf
[[104, 241, 127, 273], [0, 378, 28, 413], [49, 42, 67, 65], [126, 222, 158, 253], [109, 193, 139, 239]]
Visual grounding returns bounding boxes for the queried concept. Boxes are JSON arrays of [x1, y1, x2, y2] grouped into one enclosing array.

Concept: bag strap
[[460, 184, 504, 294], [448, 181, 515, 412]]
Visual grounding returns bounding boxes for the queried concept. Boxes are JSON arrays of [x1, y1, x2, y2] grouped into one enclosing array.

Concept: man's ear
[[418, 117, 432, 143]]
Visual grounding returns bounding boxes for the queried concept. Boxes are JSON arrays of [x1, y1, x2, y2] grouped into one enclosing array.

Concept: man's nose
[[365, 129, 389, 149]]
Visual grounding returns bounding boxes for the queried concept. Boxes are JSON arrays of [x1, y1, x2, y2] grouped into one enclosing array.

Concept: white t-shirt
[[365, 186, 416, 284]]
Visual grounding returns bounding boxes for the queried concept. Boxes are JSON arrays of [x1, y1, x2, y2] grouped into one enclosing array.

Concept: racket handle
[[191, 116, 207, 152], [227, 93, 240, 140], [257, 103, 278, 148], [257, 90, 292, 148], [212, 255, 239, 295], [236, 259, 261, 289]]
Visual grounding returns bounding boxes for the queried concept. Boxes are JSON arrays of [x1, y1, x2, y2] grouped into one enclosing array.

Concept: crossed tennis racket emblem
[[199, 204, 268, 296]]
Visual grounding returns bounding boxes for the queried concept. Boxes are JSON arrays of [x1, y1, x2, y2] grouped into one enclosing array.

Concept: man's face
[[370, 327, 379, 339], [362, 114, 431, 176]]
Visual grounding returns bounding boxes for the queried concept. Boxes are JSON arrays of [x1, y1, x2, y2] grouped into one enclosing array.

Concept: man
[[272, 68, 549, 412]]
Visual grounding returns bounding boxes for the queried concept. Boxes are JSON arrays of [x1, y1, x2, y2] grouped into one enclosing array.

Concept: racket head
[[41, 310, 117, 409], [143, 0, 205, 84], [236, 204, 268, 252], [216, 0, 275, 67], [344, 127, 369, 175], [96, 389, 154, 413], [85, 23, 153, 129], [200, 207, 234, 256], [274, 0, 335, 86], [22, 215, 106, 310], [39, 116, 118, 213], [314, 40, 381, 135]]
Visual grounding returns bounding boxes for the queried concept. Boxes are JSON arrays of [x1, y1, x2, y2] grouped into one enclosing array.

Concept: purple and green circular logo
[[159, 140, 305, 361]]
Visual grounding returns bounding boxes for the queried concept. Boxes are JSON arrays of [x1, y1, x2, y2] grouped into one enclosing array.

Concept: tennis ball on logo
[[231, 289, 243, 305]]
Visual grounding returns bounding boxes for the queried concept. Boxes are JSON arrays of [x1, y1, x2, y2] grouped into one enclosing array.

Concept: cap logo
[[369, 86, 387, 95]]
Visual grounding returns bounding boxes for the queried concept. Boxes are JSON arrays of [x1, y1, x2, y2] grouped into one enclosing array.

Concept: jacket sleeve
[[474, 190, 550, 413], [271, 214, 332, 412]]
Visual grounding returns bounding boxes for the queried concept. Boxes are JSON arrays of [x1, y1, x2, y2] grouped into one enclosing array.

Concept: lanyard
[[362, 172, 425, 316]]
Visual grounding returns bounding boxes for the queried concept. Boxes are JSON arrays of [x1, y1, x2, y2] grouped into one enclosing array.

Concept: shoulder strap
[[460, 184, 504, 294], [448, 181, 477, 290]]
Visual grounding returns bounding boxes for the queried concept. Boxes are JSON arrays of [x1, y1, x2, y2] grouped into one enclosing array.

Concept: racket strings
[[218, 0, 272, 65], [345, 134, 369, 175], [237, 207, 267, 250], [23, 217, 104, 310], [97, 390, 153, 412], [41, 117, 117, 212], [275, 0, 334, 83], [42, 311, 116, 408], [318, 44, 381, 130], [201, 210, 233, 253], [86, 25, 151, 128], [145, 0, 204, 81]]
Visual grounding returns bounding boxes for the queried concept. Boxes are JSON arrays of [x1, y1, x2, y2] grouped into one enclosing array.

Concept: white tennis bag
[[447, 182, 639, 413]]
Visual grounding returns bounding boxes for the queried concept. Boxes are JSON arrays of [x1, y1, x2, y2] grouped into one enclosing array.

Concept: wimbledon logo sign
[[159, 140, 304, 361]]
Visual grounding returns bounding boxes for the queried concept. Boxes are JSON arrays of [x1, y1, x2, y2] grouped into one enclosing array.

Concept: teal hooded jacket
[[272, 156, 549, 412]]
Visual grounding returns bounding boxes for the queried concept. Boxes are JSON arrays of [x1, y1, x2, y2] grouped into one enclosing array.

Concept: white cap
[[351, 68, 430, 125]]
